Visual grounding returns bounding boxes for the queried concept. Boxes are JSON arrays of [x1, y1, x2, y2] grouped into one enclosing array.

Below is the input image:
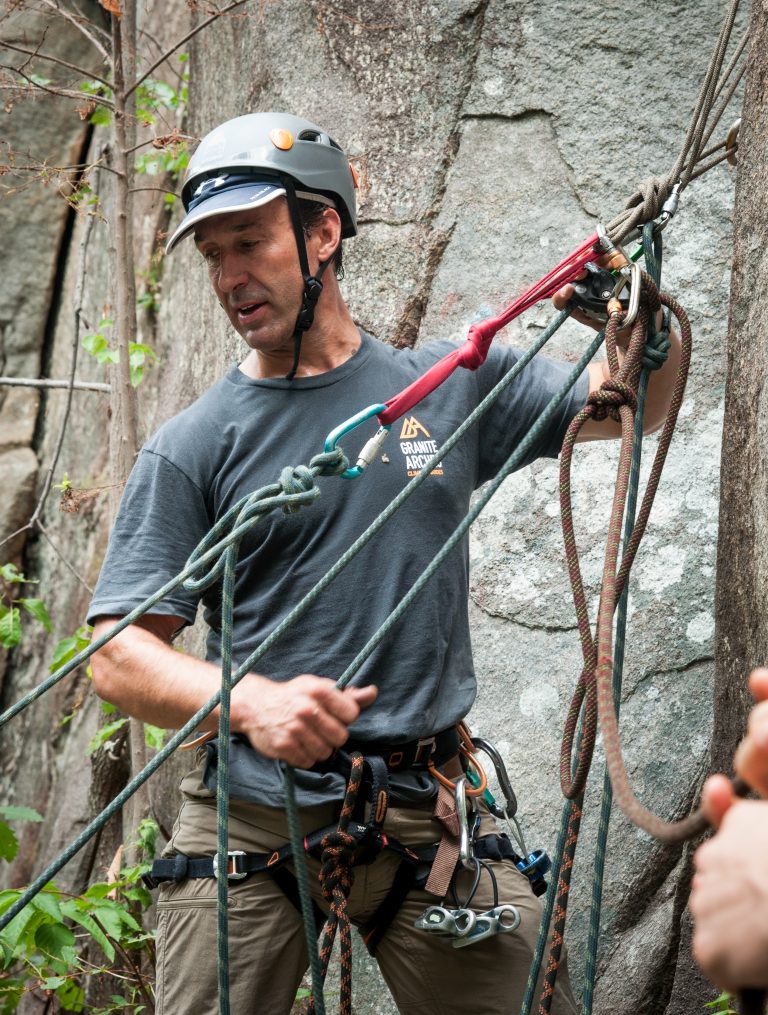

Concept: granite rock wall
[[0, 1, 747, 1012]]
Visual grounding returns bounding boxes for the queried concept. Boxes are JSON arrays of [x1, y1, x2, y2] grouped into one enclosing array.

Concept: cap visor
[[165, 183, 286, 253]]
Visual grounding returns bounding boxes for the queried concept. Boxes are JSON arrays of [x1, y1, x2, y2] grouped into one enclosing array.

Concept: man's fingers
[[749, 667, 768, 703], [701, 774, 736, 827], [552, 283, 574, 311]]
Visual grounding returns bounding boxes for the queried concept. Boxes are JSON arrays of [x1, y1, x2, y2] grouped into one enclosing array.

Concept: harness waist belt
[[317, 725, 461, 775]]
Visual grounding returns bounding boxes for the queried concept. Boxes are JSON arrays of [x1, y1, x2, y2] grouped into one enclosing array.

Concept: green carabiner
[[324, 403, 391, 479]]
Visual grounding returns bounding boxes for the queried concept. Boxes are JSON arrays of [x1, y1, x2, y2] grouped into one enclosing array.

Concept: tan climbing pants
[[156, 763, 579, 1015]]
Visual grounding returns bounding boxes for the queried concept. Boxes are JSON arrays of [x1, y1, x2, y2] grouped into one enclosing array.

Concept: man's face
[[194, 199, 304, 356]]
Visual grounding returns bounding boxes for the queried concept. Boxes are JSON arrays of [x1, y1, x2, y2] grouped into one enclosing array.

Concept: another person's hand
[[231, 672, 377, 769], [692, 667, 768, 990], [702, 667, 768, 826], [690, 801, 768, 990]]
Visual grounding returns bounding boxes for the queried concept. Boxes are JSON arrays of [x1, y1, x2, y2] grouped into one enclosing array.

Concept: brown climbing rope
[[558, 272, 707, 842], [308, 752, 365, 1015]]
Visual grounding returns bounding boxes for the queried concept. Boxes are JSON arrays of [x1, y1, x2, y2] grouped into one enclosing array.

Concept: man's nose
[[216, 251, 250, 293]]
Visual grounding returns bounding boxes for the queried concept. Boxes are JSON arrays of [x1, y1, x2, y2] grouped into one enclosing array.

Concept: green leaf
[[86, 718, 128, 757], [100, 700, 118, 715], [41, 975, 67, 990], [57, 978, 85, 1010], [50, 626, 91, 674], [0, 823, 18, 863], [143, 724, 165, 751], [90, 104, 112, 127], [36, 923, 75, 960], [31, 885, 62, 921], [0, 807, 43, 823], [82, 332, 118, 365], [17, 598, 52, 633], [59, 904, 115, 962], [0, 563, 24, 583], [0, 606, 21, 649]]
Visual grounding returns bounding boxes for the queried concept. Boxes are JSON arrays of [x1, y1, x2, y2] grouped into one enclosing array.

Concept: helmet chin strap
[[282, 177, 335, 381]]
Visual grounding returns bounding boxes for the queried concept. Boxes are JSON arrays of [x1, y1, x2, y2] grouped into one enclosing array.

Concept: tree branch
[[2, 65, 115, 109], [38, 523, 94, 595], [125, 0, 252, 99], [29, 158, 103, 531], [36, 0, 111, 61], [0, 377, 110, 393], [2, 40, 111, 88], [129, 185, 178, 196]]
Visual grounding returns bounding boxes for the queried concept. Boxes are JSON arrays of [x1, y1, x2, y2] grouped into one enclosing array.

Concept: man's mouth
[[235, 301, 266, 324]]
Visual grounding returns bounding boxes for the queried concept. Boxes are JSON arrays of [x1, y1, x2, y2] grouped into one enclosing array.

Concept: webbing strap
[[424, 781, 461, 897], [377, 233, 599, 426]]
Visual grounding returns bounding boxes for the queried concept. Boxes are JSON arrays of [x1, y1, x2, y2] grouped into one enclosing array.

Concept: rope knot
[[319, 829, 358, 902], [642, 311, 671, 371], [279, 464, 316, 513], [587, 379, 637, 422], [623, 175, 669, 222]]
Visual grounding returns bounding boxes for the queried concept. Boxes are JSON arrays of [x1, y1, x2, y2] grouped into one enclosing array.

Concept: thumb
[[701, 773, 735, 828], [347, 684, 378, 709]]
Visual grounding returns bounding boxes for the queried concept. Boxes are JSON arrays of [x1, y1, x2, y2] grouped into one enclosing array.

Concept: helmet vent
[[298, 129, 321, 142]]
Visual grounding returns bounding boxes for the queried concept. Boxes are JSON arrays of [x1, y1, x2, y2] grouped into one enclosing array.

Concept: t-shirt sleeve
[[87, 448, 211, 626], [475, 345, 589, 486]]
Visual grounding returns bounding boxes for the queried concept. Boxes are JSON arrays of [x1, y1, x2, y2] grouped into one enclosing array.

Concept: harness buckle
[[213, 850, 248, 881], [412, 736, 436, 765]]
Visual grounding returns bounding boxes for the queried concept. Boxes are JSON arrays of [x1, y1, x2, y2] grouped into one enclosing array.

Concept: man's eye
[[201, 250, 220, 266]]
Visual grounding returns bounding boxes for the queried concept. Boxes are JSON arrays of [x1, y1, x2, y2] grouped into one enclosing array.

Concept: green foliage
[[79, 80, 113, 127], [705, 995, 737, 1014], [87, 717, 128, 757], [0, 567, 52, 650], [135, 145, 189, 179], [0, 816, 159, 1013], [82, 319, 160, 386], [82, 319, 119, 365], [0, 809, 43, 864], [128, 343, 159, 387], [50, 624, 92, 674], [143, 724, 165, 751]]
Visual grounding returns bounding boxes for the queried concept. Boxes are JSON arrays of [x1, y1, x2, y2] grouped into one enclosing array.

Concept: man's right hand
[[232, 673, 378, 770]]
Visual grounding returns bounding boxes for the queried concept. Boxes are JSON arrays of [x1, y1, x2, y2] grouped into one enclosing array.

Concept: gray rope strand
[[606, 0, 743, 244], [283, 766, 326, 1015], [332, 329, 606, 691], [216, 543, 237, 1015]]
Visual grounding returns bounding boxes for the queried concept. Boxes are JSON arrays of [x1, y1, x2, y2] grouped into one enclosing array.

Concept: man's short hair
[[298, 199, 344, 279]]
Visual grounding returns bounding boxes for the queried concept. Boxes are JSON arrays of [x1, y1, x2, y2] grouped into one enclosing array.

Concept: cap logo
[[269, 128, 294, 151], [194, 175, 230, 198]]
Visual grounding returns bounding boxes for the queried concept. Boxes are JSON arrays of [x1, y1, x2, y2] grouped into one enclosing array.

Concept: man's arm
[[551, 284, 683, 443], [90, 616, 377, 770]]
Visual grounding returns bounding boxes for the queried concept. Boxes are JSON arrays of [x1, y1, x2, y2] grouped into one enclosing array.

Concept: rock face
[[0, 1, 749, 1012]]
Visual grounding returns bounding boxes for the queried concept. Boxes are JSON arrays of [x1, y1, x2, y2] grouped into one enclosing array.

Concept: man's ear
[[310, 208, 342, 266]]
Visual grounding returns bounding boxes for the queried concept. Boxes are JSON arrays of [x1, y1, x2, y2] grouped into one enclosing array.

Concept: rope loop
[[586, 379, 637, 422], [309, 447, 350, 477]]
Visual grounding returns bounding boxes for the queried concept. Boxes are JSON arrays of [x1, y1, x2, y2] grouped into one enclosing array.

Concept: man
[[89, 112, 680, 1014], [692, 667, 768, 993]]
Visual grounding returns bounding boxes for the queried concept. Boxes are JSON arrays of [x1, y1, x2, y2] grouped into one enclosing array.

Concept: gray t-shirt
[[88, 330, 588, 806]]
